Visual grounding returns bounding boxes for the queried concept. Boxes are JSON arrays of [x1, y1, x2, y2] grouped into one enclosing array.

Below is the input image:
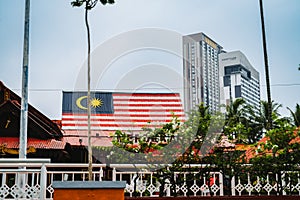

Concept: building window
[[224, 76, 231, 87], [235, 85, 241, 98]]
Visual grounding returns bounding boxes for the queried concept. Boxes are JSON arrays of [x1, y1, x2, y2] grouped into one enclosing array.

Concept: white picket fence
[[0, 159, 300, 199]]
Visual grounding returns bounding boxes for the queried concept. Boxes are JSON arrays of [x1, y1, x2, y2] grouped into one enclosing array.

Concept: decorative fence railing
[[0, 159, 300, 199], [0, 159, 50, 200], [231, 171, 300, 196]]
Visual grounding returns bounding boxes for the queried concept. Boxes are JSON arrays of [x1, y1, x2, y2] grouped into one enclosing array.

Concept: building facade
[[183, 32, 223, 113], [219, 51, 260, 113]]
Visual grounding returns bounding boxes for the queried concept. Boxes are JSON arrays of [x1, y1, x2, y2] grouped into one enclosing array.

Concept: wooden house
[[0, 81, 70, 162]]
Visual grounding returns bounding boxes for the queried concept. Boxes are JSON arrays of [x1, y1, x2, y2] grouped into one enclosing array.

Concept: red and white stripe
[[62, 93, 185, 131]]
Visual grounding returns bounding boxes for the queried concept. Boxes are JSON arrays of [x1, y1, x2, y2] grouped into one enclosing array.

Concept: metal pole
[[18, 0, 30, 195], [259, 0, 272, 130], [19, 0, 30, 159]]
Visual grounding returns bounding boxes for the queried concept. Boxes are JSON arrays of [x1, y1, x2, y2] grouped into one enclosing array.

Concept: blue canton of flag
[[62, 92, 114, 114]]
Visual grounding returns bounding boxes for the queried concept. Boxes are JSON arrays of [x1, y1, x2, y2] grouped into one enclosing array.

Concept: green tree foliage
[[249, 120, 300, 194], [176, 103, 224, 164], [287, 103, 300, 127], [223, 98, 258, 144], [182, 103, 211, 162], [223, 99, 291, 144], [112, 117, 180, 154], [257, 100, 282, 129], [225, 98, 247, 124], [71, 0, 114, 9], [103, 103, 224, 165], [101, 116, 182, 164]]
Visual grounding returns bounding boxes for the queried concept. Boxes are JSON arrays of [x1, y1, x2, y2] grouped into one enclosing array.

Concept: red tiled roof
[[62, 130, 125, 147], [62, 130, 114, 146], [215, 135, 235, 149], [63, 136, 113, 147], [235, 144, 251, 151], [63, 130, 115, 137], [0, 137, 66, 149]]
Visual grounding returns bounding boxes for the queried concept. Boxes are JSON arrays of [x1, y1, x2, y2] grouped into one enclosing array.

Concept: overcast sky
[[0, 0, 299, 119]]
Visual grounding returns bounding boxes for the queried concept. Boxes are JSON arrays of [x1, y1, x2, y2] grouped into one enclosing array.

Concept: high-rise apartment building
[[183, 32, 223, 113], [219, 51, 260, 112]]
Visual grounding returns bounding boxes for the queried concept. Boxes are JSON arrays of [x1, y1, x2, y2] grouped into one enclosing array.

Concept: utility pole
[[20, 0, 30, 159], [259, 0, 272, 130], [18, 0, 30, 193]]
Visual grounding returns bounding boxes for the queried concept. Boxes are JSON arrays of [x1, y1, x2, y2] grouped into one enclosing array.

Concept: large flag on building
[[62, 92, 185, 131]]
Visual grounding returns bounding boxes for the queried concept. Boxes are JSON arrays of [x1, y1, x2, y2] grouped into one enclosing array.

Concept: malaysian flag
[[62, 92, 185, 131]]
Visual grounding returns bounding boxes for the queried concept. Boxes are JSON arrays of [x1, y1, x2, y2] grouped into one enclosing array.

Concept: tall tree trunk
[[85, 1, 93, 181]]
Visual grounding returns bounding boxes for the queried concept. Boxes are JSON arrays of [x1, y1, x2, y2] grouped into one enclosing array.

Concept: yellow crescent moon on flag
[[76, 96, 88, 110]]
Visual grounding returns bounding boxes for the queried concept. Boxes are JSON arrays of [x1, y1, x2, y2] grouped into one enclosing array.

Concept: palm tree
[[224, 98, 250, 142], [195, 103, 211, 137], [257, 100, 282, 131], [225, 98, 246, 124], [224, 98, 268, 144], [287, 103, 300, 127], [71, 0, 115, 181]]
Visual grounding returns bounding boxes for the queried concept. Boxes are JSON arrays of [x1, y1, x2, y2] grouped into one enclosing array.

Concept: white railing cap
[[0, 158, 51, 164]]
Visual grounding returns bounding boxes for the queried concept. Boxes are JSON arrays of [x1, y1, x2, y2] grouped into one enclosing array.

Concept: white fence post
[[40, 164, 47, 200], [165, 178, 171, 197], [281, 171, 286, 196], [112, 168, 116, 181], [1, 173, 6, 186], [219, 172, 224, 196], [99, 167, 103, 181], [231, 175, 236, 196]]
